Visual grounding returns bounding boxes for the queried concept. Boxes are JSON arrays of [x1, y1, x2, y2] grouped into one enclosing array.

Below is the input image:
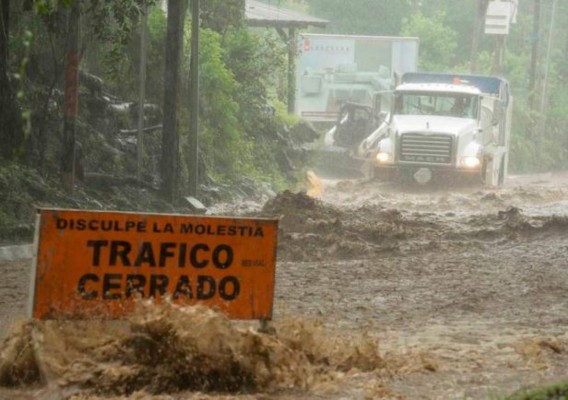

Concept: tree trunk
[[0, 0, 22, 159], [0, 0, 8, 83], [137, 2, 149, 180], [187, 0, 200, 197], [161, 0, 188, 202], [62, 1, 80, 191]]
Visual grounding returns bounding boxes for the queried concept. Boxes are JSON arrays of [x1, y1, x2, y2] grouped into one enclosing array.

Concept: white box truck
[[296, 34, 419, 122]]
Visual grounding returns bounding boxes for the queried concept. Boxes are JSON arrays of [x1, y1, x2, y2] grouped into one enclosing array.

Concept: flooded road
[[1, 173, 568, 399]]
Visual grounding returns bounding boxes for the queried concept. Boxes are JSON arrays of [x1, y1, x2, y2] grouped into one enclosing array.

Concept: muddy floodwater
[[1, 173, 568, 399]]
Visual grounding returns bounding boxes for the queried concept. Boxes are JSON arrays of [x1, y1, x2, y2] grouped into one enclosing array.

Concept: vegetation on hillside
[[0, 0, 319, 240]]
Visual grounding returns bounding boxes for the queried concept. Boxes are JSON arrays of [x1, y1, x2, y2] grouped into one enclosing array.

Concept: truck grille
[[399, 133, 453, 164]]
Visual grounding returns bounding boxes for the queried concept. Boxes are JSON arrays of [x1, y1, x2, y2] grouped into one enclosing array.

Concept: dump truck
[[357, 72, 512, 185]]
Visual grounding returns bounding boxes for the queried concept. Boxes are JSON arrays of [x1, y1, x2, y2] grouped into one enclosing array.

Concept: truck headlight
[[461, 156, 481, 168], [375, 151, 393, 164]]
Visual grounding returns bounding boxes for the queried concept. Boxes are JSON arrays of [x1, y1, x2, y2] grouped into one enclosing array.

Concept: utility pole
[[491, 35, 506, 75], [161, 0, 188, 202], [137, 1, 149, 181], [188, 0, 199, 197], [287, 27, 296, 114], [470, 0, 490, 73], [537, 0, 558, 160], [485, 0, 518, 76], [62, 1, 80, 192], [528, 0, 541, 111]]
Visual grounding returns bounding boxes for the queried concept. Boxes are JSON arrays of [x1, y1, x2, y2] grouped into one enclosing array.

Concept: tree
[[62, 0, 80, 191], [306, 0, 416, 36], [400, 12, 458, 72], [161, 0, 188, 202], [0, 0, 22, 159], [200, 0, 244, 36]]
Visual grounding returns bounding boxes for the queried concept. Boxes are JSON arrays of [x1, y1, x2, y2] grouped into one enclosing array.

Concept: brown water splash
[[0, 301, 436, 397]]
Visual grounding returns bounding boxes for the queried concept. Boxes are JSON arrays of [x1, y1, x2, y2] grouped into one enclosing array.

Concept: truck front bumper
[[375, 163, 482, 183]]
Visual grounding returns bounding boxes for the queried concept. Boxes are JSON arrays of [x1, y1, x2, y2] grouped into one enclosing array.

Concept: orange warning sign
[[31, 209, 278, 320]]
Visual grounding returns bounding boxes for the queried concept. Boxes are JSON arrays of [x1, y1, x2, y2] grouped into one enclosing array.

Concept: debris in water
[[305, 170, 323, 198], [0, 300, 437, 397]]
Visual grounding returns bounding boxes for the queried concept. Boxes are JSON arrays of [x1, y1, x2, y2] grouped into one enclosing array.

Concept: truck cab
[[359, 73, 512, 185]]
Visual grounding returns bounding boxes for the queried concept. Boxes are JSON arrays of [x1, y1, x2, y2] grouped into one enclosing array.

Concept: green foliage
[[401, 12, 457, 72], [196, 28, 248, 179], [189, 25, 293, 187], [221, 28, 286, 130], [200, 0, 245, 35], [147, 4, 166, 39], [83, 0, 157, 80], [305, 0, 415, 35], [143, 6, 167, 103], [504, 381, 568, 400]]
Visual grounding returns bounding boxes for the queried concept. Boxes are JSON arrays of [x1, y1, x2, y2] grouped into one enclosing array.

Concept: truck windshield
[[394, 92, 479, 119]]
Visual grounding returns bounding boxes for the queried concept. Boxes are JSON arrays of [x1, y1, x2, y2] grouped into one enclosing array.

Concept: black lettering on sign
[[242, 259, 266, 267], [190, 243, 209, 269], [173, 275, 193, 299], [153, 222, 174, 233], [125, 221, 135, 232], [87, 240, 108, 266], [110, 241, 131, 266], [219, 276, 240, 301], [180, 223, 192, 234], [101, 220, 113, 231], [125, 274, 147, 298], [76, 219, 86, 230], [135, 242, 156, 267], [75, 273, 242, 303], [56, 218, 68, 230], [149, 274, 169, 297], [213, 244, 233, 269], [103, 273, 122, 299], [159, 242, 176, 267], [86, 241, 239, 269], [197, 275, 215, 299], [77, 273, 99, 299], [178, 243, 187, 267]]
